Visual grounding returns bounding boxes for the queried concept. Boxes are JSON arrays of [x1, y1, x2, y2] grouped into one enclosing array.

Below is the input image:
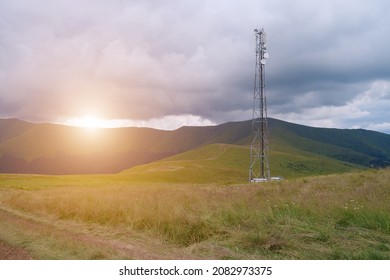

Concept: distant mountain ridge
[[0, 118, 389, 174], [0, 118, 35, 143]]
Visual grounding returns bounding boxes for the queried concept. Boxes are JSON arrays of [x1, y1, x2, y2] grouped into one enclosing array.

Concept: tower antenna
[[249, 28, 270, 182]]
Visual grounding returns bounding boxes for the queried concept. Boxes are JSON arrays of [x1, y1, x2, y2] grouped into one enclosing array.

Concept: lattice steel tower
[[249, 28, 270, 182]]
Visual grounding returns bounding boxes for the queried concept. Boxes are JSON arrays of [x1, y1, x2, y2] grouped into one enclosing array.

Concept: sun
[[62, 115, 134, 129], [65, 115, 107, 129]]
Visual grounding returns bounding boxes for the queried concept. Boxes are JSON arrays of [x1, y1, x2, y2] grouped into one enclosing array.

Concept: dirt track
[[0, 207, 207, 260], [0, 240, 32, 260]]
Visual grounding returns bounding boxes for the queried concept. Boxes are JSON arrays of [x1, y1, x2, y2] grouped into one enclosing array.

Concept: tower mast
[[249, 28, 270, 182]]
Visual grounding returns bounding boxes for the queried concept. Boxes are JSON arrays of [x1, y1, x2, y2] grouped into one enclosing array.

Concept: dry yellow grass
[[1, 168, 390, 259]]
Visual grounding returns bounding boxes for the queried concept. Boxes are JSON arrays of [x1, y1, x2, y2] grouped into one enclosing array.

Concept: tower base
[[250, 176, 283, 183]]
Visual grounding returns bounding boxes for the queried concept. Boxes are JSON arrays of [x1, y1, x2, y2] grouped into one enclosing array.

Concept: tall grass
[[1, 168, 390, 259]]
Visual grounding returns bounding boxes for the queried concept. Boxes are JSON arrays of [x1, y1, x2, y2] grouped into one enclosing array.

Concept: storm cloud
[[1, 0, 390, 132]]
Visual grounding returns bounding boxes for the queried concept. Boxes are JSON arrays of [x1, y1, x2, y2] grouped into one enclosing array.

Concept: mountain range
[[1, 118, 389, 177]]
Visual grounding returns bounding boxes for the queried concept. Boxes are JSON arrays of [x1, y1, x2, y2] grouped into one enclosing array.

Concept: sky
[[1, 0, 390, 133]]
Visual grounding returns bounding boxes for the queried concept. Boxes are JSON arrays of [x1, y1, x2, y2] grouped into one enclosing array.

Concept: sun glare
[[65, 115, 107, 129]]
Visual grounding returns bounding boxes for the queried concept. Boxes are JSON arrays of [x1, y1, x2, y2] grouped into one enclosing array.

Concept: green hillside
[[121, 143, 363, 183], [0, 118, 389, 175], [268, 120, 390, 168]]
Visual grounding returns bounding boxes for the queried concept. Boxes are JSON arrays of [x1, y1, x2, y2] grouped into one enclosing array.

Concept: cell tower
[[249, 28, 270, 182]]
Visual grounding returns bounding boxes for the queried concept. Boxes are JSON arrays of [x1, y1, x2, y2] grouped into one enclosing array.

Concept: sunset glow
[[60, 114, 215, 130], [64, 115, 110, 129]]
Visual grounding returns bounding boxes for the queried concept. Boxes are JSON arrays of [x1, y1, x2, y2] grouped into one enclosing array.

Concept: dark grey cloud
[[1, 0, 390, 132], [259, 0, 390, 133]]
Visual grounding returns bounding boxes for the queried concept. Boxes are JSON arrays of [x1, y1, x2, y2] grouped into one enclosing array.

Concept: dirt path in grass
[[0, 239, 32, 260], [0, 207, 208, 260]]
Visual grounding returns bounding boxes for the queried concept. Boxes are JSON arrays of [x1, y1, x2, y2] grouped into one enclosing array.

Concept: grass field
[[1, 167, 390, 259], [121, 143, 363, 183]]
